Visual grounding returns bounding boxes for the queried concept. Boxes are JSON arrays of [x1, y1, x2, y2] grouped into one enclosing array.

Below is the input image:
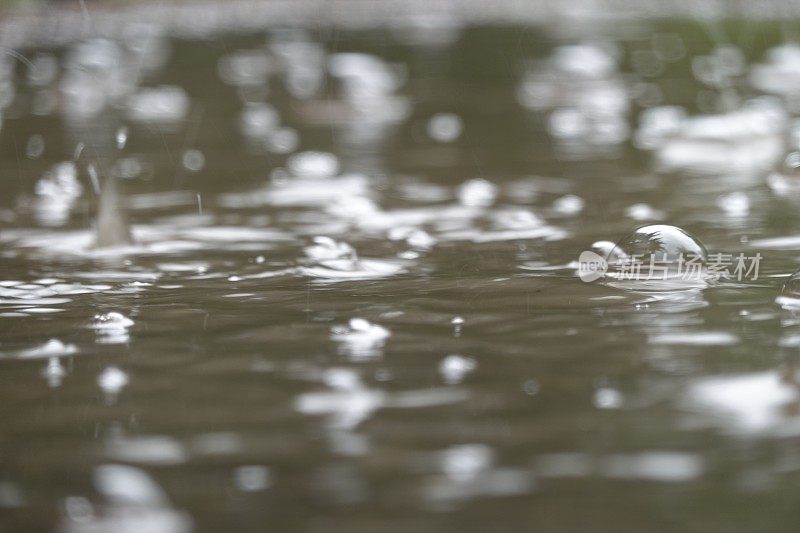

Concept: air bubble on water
[[439, 354, 476, 384], [181, 149, 205, 172], [716, 191, 750, 216], [777, 269, 800, 309], [610, 224, 707, 265], [91, 312, 134, 344], [594, 386, 623, 409], [287, 151, 339, 179], [98, 367, 129, 395], [551, 194, 585, 215], [41, 357, 66, 387], [91, 312, 134, 330], [457, 178, 497, 208], [26, 134, 45, 159], [427, 113, 463, 143]]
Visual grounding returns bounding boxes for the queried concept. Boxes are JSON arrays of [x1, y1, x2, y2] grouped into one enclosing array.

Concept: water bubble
[[777, 269, 800, 309], [91, 312, 135, 330], [91, 312, 134, 344], [427, 113, 463, 143], [611, 224, 707, 264], [287, 151, 339, 179]]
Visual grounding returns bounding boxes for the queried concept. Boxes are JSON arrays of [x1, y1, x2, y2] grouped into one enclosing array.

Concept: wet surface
[[3, 18, 800, 532]]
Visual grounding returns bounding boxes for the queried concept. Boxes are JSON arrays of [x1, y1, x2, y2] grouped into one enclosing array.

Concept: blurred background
[[4, 1, 800, 532]]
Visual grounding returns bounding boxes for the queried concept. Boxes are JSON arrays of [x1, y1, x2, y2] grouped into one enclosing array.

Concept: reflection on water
[[4, 4, 800, 532]]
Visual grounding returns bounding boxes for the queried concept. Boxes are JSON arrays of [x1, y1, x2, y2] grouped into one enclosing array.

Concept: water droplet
[[98, 366, 129, 395], [594, 386, 623, 409], [439, 354, 476, 384]]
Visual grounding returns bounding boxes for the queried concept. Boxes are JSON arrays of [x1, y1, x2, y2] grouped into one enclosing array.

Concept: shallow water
[[4, 18, 800, 532]]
